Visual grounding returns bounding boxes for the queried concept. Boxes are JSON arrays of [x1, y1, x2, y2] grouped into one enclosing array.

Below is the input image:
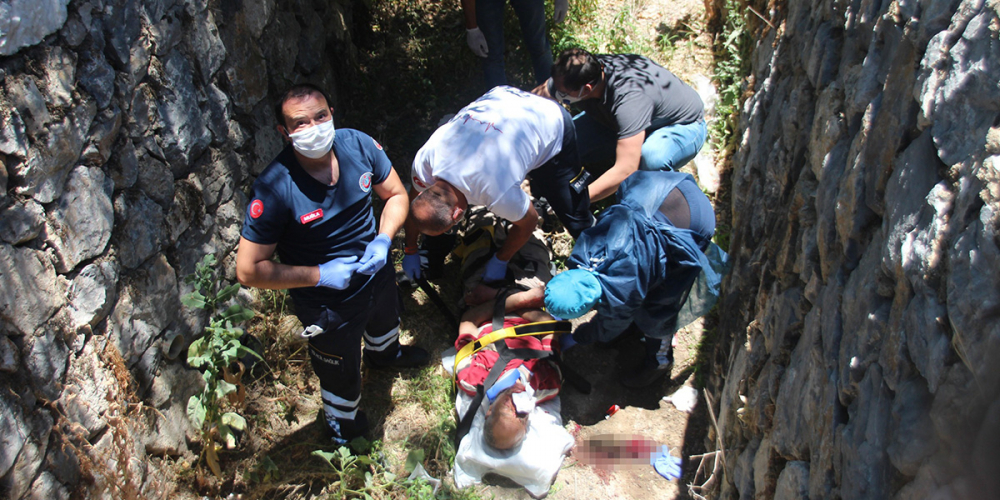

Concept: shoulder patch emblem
[[372, 138, 383, 150], [250, 199, 264, 219], [300, 209, 323, 224], [359, 172, 372, 193], [413, 176, 427, 189]]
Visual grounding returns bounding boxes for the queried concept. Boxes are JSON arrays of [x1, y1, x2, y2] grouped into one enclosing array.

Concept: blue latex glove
[[482, 254, 508, 283], [357, 234, 391, 275], [402, 252, 422, 280], [317, 256, 361, 289], [651, 445, 682, 480], [486, 370, 520, 402]]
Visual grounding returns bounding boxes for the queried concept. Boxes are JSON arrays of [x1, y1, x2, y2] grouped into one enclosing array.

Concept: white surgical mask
[[555, 84, 591, 106], [289, 119, 336, 158]]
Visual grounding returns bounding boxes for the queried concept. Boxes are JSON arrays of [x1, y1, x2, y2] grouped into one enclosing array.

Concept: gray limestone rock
[[753, 435, 779, 499], [137, 155, 175, 207], [43, 432, 81, 487], [838, 238, 891, 405], [107, 136, 138, 190], [0, 244, 65, 335], [112, 190, 165, 270], [45, 166, 114, 273], [143, 363, 201, 455], [773, 461, 810, 500], [946, 208, 1000, 390], [921, 7, 1000, 166], [840, 364, 893, 500], [887, 377, 938, 476], [23, 327, 69, 401], [58, 341, 111, 441], [129, 33, 152, 87], [109, 254, 178, 366], [771, 319, 827, 460], [153, 52, 210, 177], [882, 131, 945, 278], [252, 101, 285, 166], [262, 12, 301, 92], [760, 287, 804, 356], [0, 335, 19, 372], [971, 397, 1000, 498], [78, 51, 117, 110], [41, 46, 77, 108], [166, 178, 204, 244], [219, 8, 268, 113], [0, 392, 28, 478], [61, 11, 88, 47], [146, 4, 184, 57], [903, 291, 951, 393], [0, 107, 29, 157], [0, 0, 71, 56], [27, 471, 70, 500], [67, 260, 119, 329], [0, 199, 45, 244], [102, 0, 142, 67], [0, 158, 5, 206], [184, 8, 226, 84], [15, 100, 96, 204], [0, 407, 52, 499], [82, 104, 122, 165], [6, 75, 51, 137], [128, 82, 159, 140], [203, 84, 232, 146]]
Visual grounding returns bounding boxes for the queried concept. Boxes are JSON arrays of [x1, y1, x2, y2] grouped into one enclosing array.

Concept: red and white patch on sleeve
[[412, 176, 427, 189], [249, 199, 264, 219], [372, 138, 383, 150]]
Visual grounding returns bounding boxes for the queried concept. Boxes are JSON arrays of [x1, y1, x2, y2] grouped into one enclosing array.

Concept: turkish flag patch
[[249, 199, 264, 219], [300, 208, 323, 224], [413, 176, 427, 189]]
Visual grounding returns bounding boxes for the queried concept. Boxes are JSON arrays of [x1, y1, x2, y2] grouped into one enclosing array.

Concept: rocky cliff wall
[[0, 0, 357, 497], [711, 0, 1000, 498]]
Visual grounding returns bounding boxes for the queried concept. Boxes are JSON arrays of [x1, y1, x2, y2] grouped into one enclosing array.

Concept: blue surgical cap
[[545, 269, 602, 319]]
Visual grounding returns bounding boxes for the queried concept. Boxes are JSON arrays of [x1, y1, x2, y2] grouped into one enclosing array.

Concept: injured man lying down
[[447, 286, 574, 497], [440, 212, 574, 497]]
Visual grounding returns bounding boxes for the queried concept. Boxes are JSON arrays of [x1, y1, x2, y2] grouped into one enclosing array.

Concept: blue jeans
[[573, 112, 708, 173], [476, 0, 552, 88]]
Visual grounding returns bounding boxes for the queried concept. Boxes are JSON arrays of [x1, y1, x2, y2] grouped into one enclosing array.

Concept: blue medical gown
[[568, 171, 728, 342]]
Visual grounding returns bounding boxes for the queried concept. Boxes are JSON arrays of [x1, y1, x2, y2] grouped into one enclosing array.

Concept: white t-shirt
[[411, 86, 565, 222]]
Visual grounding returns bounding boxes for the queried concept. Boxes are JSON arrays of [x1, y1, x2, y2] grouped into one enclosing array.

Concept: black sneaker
[[317, 410, 370, 445], [620, 361, 673, 389], [364, 345, 430, 370]]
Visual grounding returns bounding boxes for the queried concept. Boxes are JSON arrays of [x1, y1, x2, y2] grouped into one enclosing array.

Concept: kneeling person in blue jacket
[[544, 170, 722, 388]]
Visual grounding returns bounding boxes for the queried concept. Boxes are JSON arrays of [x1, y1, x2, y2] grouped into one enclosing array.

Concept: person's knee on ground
[[484, 385, 530, 451]]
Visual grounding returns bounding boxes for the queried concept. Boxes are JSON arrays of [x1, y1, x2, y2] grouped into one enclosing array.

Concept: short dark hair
[[275, 83, 332, 128], [552, 48, 602, 91], [411, 186, 457, 234]]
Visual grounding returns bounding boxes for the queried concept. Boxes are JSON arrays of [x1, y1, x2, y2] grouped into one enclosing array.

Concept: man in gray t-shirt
[[533, 49, 707, 202]]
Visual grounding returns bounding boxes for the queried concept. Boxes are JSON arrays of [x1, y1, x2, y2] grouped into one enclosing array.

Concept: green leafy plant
[[709, 0, 750, 156], [311, 441, 399, 499], [182, 254, 261, 477]]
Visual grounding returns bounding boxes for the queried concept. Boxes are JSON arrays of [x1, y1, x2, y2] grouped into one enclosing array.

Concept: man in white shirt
[[403, 86, 592, 288]]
